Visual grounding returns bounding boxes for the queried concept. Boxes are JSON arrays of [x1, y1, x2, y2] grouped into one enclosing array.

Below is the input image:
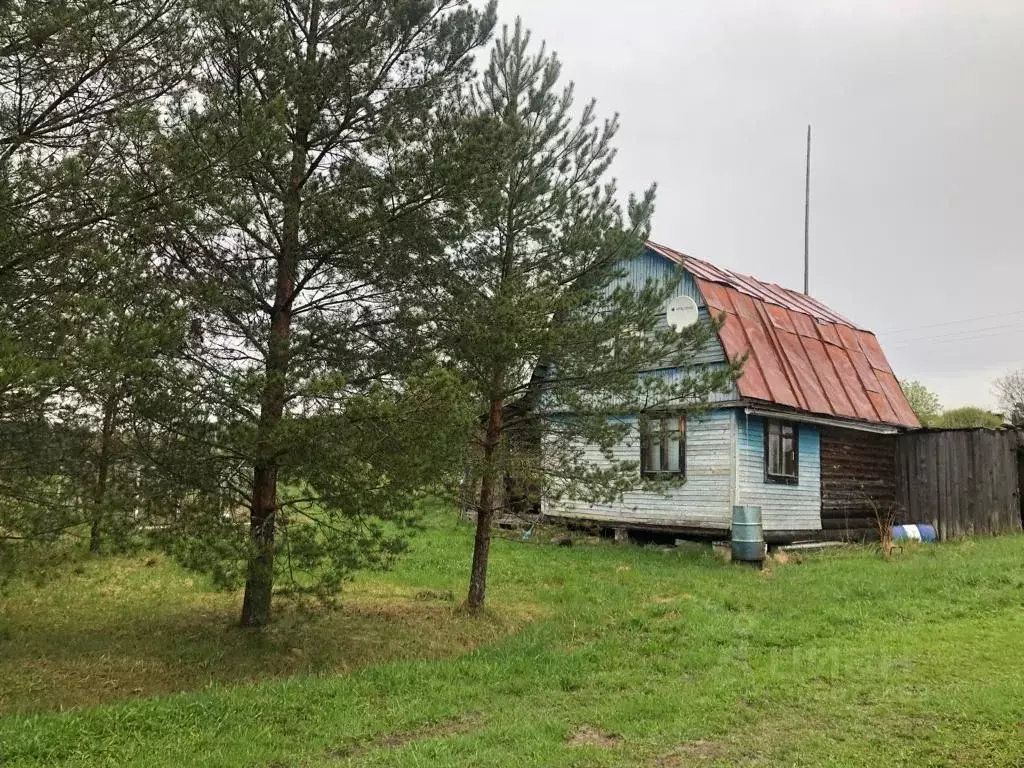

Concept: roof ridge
[[647, 240, 766, 286], [645, 240, 860, 329]]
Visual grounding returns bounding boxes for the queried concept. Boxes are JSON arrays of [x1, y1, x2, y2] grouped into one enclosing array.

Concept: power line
[[886, 320, 1024, 345], [887, 323, 1024, 349], [884, 319, 1024, 342], [877, 308, 1024, 336]]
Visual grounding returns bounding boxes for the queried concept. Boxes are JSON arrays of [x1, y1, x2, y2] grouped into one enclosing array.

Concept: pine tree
[[0, 1, 192, 564], [435, 22, 738, 612], [1, 0, 191, 316], [56, 233, 190, 553], [154, 0, 494, 626]]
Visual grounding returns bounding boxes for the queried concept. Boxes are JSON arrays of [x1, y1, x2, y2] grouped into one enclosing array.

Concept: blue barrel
[[892, 524, 937, 542], [732, 505, 765, 562]]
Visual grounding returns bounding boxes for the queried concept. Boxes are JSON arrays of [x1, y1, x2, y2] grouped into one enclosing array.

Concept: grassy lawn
[[2, 513, 1024, 767]]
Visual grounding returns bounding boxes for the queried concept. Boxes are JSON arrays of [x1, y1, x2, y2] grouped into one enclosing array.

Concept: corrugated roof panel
[[816, 321, 843, 347], [792, 293, 854, 326], [789, 312, 819, 338], [718, 314, 772, 401], [876, 371, 921, 427], [698, 262, 733, 284], [729, 290, 763, 322], [847, 349, 882, 393], [868, 390, 900, 425], [645, 241, 681, 265], [834, 324, 863, 352], [776, 329, 832, 414], [825, 345, 880, 421], [764, 303, 797, 333], [754, 302, 810, 411], [801, 336, 857, 416], [857, 332, 892, 373], [737, 312, 801, 408], [708, 280, 770, 403], [731, 274, 772, 300], [758, 282, 801, 309], [698, 280, 732, 314], [645, 241, 919, 428]]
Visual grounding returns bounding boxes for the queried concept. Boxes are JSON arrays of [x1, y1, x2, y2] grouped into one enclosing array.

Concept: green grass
[[2, 514, 1024, 767]]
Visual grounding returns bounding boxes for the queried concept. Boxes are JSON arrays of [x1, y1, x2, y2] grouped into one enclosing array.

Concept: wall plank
[[734, 413, 821, 531], [544, 410, 735, 531], [895, 429, 1023, 540]]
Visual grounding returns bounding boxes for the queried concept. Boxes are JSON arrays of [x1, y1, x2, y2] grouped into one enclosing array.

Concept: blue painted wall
[[640, 365, 738, 405], [546, 248, 826, 534], [622, 247, 735, 402], [614, 248, 705, 307], [734, 413, 822, 531]]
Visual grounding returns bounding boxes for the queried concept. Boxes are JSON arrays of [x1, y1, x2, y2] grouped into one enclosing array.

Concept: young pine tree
[[439, 22, 737, 612], [155, 0, 495, 626]]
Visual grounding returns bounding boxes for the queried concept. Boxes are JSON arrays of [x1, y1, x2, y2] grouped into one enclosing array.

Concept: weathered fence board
[[895, 428, 1023, 540]]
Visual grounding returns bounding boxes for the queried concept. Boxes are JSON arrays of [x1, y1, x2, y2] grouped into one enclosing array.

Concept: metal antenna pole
[[804, 124, 811, 295]]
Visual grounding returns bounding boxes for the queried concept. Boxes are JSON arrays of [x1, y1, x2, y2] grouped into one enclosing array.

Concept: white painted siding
[[544, 409, 735, 530], [734, 413, 822, 531]]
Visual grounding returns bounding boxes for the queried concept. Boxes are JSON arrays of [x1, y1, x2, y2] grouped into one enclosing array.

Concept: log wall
[[819, 428, 898, 540]]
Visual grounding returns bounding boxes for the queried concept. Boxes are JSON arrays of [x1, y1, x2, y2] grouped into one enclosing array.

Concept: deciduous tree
[[899, 379, 942, 427], [993, 369, 1024, 426]]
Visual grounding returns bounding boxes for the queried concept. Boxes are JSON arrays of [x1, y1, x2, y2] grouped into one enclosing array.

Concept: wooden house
[[542, 241, 921, 542]]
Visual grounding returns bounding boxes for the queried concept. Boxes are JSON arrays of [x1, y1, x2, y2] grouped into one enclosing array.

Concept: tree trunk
[[467, 392, 504, 613], [89, 389, 119, 554], [89, 518, 103, 554], [241, 463, 278, 626], [467, 176, 519, 612], [239, 228, 300, 626], [239, 0, 320, 628]]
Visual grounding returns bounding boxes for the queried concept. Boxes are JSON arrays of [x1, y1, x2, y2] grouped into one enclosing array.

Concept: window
[[641, 415, 686, 477], [764, 419, 798, 484]]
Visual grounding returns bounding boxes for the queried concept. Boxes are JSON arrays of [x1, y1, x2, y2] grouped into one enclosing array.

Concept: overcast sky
[[493, 0, 1024, 411]]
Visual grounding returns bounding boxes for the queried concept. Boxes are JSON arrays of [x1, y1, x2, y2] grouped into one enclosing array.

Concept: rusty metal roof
[[647, 241, 920, 428]]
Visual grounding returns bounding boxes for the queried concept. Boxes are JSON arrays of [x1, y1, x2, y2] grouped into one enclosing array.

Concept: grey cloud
[[493, 0, 1024, 406]]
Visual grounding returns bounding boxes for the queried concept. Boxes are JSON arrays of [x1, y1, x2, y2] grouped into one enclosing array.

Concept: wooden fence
[[895, 428, 1024, 540]]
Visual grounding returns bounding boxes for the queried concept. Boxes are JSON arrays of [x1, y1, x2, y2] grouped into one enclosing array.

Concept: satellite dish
[[666, 295, 699, 331]]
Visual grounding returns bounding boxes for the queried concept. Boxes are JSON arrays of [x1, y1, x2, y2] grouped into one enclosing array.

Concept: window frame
[[640, 414, 687, 479], [763, 418, 799, 485]]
